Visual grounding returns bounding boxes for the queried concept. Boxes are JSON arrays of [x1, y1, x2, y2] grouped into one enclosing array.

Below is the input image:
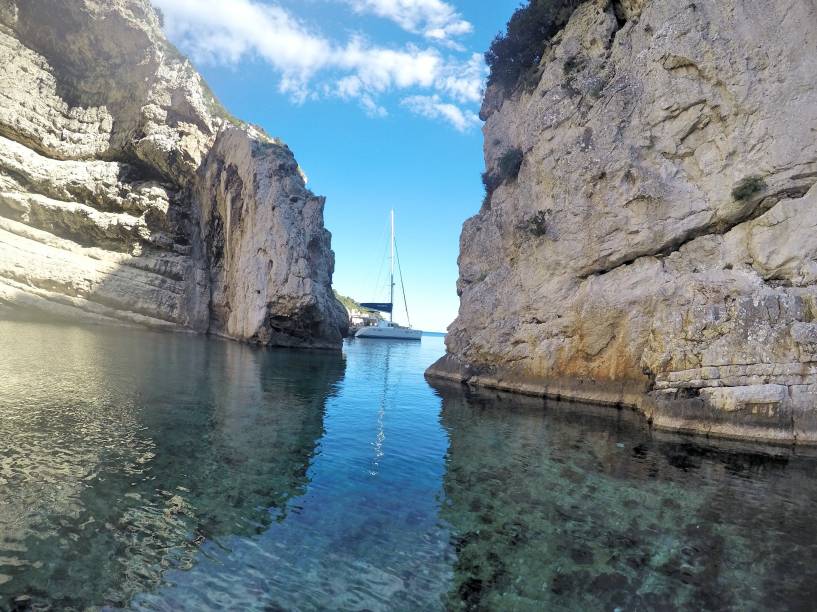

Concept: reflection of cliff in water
[[0, 319, 344, 609], [433, 382, 817, 611]]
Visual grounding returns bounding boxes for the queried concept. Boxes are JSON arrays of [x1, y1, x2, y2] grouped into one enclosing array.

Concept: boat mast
[[390, 209, 395, 324]]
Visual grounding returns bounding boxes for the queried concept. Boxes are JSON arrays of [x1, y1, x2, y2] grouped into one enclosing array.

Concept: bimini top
[[360, 303, 393, 314]]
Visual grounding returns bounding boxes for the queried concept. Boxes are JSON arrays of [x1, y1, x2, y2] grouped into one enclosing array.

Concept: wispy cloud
[[401, 95, 480, 132], [342, 0, 473, 45], [152, 0, 485, 130]]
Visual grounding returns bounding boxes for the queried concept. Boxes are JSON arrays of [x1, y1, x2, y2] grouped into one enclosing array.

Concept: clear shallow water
[[1, 319, 817, 611]]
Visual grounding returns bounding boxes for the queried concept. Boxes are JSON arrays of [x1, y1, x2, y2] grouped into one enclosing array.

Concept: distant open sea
[[2, 318, 817, 610]]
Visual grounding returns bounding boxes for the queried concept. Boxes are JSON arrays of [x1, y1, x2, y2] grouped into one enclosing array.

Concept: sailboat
[[356, 210, 422, 341]]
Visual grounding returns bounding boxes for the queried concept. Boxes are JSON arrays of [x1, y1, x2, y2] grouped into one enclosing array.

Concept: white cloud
[[360, 94, 389, 117], [401, 94, 480, 132], [436, 53, 486, 103], [342, 0, 473, 45], [152, 0, 485, 130]]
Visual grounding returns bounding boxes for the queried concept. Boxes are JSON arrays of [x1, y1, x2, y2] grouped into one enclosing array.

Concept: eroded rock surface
[[0, 0, 346, 348], [428, 0, 817, 442]]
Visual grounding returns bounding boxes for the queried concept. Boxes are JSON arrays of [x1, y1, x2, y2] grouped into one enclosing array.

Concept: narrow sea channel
[[1, 319, 816, 610]]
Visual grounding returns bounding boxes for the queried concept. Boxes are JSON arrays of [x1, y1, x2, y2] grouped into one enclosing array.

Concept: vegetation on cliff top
[[333, 291, 384, 319], [334, 291, 362, 313], [486, 0, 585, 92]]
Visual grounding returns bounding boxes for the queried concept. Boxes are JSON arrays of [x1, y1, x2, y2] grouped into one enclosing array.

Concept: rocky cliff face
[[0, 0, 347, 348], [428, 0, 817, 442]]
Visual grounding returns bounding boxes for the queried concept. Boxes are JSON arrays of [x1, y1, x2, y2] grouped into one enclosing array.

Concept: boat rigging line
[[371, 220, 389, 300], [394, 239, 412, 329]]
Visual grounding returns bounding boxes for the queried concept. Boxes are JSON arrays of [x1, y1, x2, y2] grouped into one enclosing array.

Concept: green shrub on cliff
[[482, 171, 500, 201], [482, 148, 525, 209], [731, 175, 767, 201], [498, 148, 525, 180], [334, 291, 384, 319], [486, 0, 586, 92], [522, 210, 551, 237]]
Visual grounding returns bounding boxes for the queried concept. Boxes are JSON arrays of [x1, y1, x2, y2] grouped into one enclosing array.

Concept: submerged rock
[[0, 0, 347, 348], [427, 0, 817, 441]]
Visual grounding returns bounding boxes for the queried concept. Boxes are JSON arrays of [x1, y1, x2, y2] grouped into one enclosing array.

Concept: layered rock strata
[[0, 0, 347, 348], [428, 0, 817, 442]]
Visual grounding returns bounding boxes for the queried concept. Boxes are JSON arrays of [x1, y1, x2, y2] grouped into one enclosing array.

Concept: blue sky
[[153, 0, 520, 332]]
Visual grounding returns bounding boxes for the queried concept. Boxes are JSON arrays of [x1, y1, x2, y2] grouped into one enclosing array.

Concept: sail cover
[[360, 302, 393, 313]]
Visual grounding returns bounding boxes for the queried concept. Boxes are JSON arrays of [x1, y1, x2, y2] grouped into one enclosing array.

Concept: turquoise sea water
[[1, 318, 817, 610]]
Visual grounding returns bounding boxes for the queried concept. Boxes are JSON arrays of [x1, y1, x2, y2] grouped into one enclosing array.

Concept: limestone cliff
[[428, 0, 817, 442], [0, 0, 347, 348]]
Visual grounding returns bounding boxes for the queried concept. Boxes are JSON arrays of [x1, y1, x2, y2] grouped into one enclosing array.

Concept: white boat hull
[[355, 325, 422, 340]]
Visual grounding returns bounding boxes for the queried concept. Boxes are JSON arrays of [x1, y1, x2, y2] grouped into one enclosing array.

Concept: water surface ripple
[[0, 319, 816, 610]]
